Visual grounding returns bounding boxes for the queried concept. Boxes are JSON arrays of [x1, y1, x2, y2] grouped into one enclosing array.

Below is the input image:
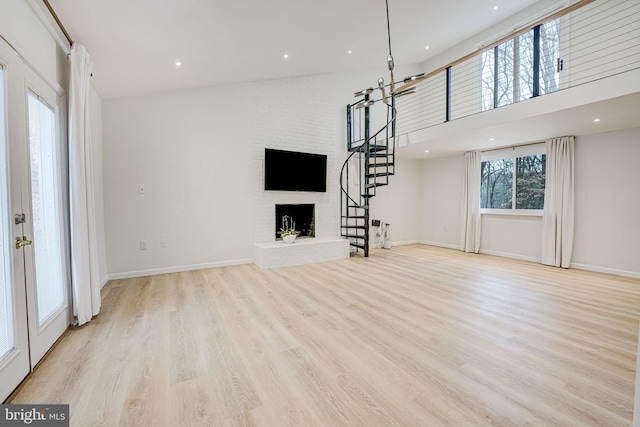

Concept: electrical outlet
[[139, 240, 148, 250], [138, 185, 146, 194], [160, 239, 167, 248]]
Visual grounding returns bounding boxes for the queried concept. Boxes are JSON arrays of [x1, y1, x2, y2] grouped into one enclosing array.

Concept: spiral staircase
[[340, 92, 397, 257]]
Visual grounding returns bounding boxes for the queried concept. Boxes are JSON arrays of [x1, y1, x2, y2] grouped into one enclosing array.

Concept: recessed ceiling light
[[425, 45, 430, 50], [489, 137, 495, 141], [348, 50, 352, 54], [593, 118, 601, 122], [493, 5, 499, 10], [175, 61, 182, 67], [425, 150, 429, 153], [283, 54, 289, 59]]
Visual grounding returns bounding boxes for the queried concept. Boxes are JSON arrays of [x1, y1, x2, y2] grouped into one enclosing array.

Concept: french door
[[0, 38, 71, 402]]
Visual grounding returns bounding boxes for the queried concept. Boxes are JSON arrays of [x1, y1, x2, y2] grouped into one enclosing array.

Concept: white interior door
[[0, 38, 31, 403], [0, 38, 71, 402]]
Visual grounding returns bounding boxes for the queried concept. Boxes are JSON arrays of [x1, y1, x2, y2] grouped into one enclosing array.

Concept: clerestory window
[[481, 19, 560, 111]]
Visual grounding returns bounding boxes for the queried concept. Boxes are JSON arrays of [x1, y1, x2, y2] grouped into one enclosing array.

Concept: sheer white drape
[[541, 136, 575, 268], [69, 44, 100, 325], [461, 151, 481, 253]]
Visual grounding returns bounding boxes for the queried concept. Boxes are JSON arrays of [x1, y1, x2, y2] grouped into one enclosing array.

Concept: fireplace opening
[[275, 204, 315, 240]]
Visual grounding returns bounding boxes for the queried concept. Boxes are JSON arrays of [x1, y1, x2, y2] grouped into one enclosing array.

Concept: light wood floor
[[11, 245, 640, 426]]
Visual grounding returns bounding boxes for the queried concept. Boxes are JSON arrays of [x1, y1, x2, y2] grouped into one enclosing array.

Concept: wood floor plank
[[10, 244, 640, 426]]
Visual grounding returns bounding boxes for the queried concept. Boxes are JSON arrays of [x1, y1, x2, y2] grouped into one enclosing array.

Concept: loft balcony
[[393, 0, 640, 158]]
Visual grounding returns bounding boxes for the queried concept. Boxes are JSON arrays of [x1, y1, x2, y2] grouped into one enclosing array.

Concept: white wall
[[417, 126, 640, 277], [370, 158, 421, 246], [572, 127, 640, 277], [103, 83, 254, 277], [0, 1, 66, 92], [417, 154, 463, 249], [480, 215, 542, 262], [103, 65, 419, 277]]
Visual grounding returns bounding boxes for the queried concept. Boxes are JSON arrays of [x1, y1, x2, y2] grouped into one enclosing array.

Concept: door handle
[[16, 236, 33, 249]]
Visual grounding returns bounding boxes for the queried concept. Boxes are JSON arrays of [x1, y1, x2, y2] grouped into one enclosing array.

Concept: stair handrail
[[340, 98, 397, 258]]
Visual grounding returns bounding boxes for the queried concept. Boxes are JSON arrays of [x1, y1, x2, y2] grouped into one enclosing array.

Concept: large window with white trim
[[481, 145, 546, 214]]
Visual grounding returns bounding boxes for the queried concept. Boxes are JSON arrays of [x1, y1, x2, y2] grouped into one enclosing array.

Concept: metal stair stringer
[[340, 98, 397, 257]]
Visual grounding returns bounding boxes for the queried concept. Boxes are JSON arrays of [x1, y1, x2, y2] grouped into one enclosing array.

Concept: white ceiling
[[46, 0, 640, 156], [48, 0, 540, 99]]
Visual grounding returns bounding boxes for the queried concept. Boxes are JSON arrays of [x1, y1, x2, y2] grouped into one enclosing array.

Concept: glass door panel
[[23, 82, 69, 367], [27, 93, 65, 325]]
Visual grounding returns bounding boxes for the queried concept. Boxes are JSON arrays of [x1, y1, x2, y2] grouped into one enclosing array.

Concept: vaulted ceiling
[[48, 0, 540, 99], [46, 0, 640, 156]]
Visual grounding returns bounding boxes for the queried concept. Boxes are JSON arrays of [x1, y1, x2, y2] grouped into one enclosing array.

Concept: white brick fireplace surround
[[250, 75, 354, 269]]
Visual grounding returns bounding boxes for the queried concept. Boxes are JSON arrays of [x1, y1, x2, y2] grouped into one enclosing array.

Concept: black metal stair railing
[[340, 98, 397, 257]]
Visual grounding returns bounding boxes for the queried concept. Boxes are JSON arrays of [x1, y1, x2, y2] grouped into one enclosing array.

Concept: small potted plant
[[279, 215, 299, 244]]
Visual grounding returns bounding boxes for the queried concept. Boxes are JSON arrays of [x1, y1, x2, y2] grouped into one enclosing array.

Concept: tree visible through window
[[480, 158, 513, 209], [481, 152, 546, 211], [539, 19, 560, 95], [515, 155, 545, 209], [481, 19, 560, 110]]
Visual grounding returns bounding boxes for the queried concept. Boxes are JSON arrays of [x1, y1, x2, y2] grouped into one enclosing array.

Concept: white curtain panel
[[461, 151, 482, 253], [69, 44, 101, 325], [541, 136, 575, 268]]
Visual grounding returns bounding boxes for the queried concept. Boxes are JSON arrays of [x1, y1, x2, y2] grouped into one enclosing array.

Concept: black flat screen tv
[[264, 149, 327, 192]]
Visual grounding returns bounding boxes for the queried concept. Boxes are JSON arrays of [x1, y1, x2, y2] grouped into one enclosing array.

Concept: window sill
[[481, 209, 543, 217]]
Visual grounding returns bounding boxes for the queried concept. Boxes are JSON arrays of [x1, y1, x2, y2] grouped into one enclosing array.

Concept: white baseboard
[[100, 276, 109, 289], [417, 246, 640, 279], [570, 262, 640, 279], [418, 240, 461, 250], [391, 240, 420, 246], [368, 240, 420, 250], [107, 258, 253, 281], [479, 249, 541, 264], [103, 252, 640, 283]]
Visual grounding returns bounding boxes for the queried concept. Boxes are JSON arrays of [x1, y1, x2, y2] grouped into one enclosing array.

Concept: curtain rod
[[42, 0, 73, 47], [482, 141, 545, 153]]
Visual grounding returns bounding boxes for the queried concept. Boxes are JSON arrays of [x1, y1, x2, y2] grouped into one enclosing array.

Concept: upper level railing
[[393, 0, 640, 137]]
